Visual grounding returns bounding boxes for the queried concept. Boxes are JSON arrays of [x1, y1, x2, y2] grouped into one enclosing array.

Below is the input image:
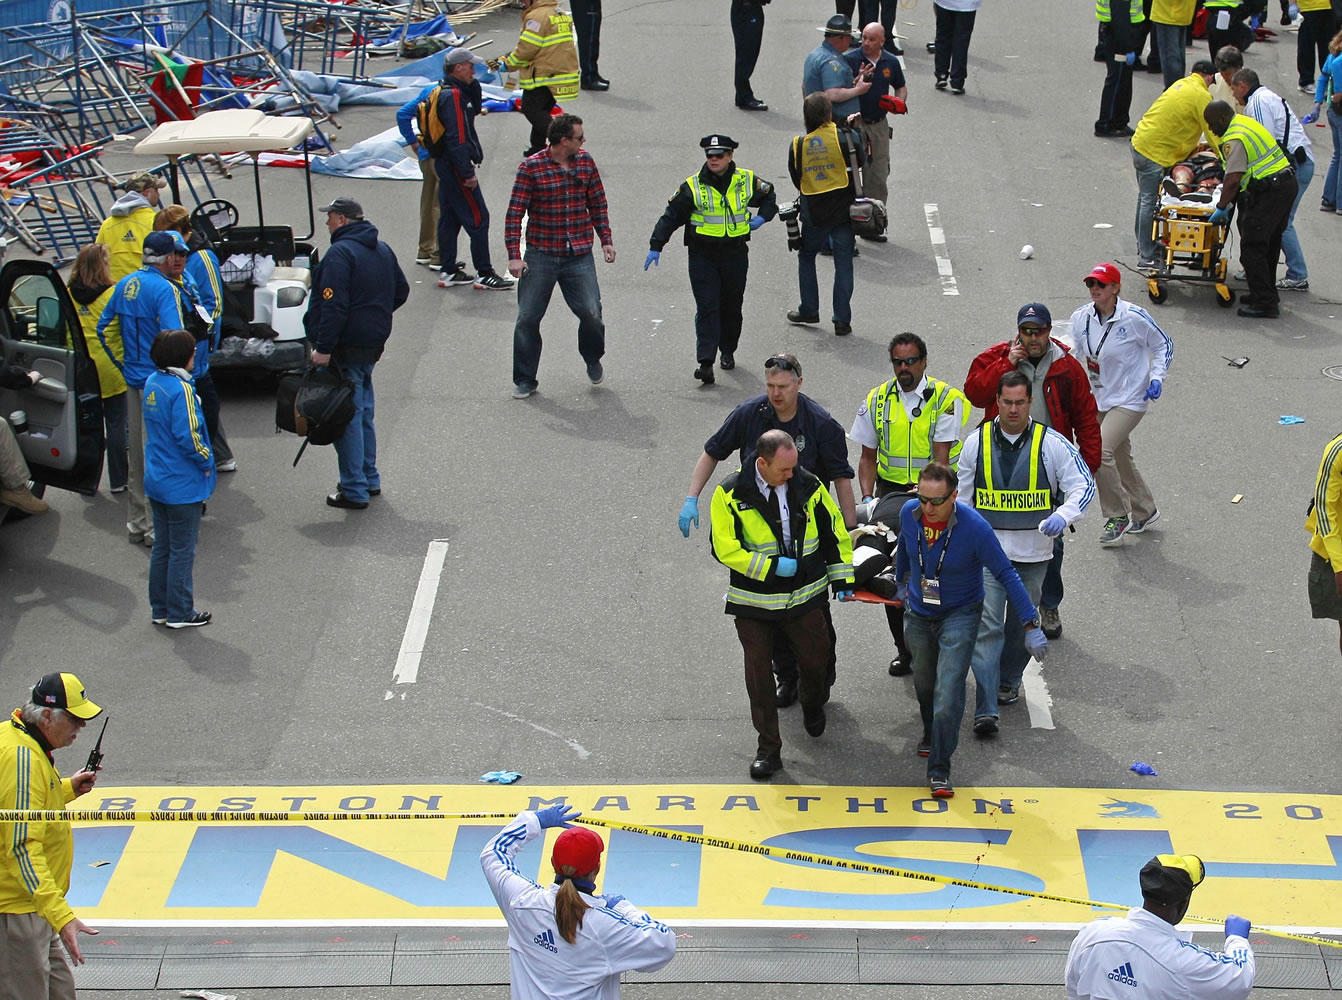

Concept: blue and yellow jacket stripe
[[0, 710, 78, 930], [710, 466, 854, 619], [142, 368, 216, 505]]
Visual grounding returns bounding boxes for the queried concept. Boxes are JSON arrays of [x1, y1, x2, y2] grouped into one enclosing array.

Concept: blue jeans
[[1152, 22, 1186, 90], [103, 391, 128, 492], [797, 219, 854, 324], [149, 500, 202, 621], [1040, 536, 1064, 610], [512, 250, 605, 389], [1280, 155, 1313, 281], [1133, 146, 1165, 262], [905, 601, 983, 781], [1326, 107, 1342, 210], [333, 362, 377, 502], [969, 560, 1048, 720]]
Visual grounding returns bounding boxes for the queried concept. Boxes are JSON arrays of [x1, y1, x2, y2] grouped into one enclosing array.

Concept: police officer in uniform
[[679, 353, 856, 707], [645, 135, 777, 383], [848, 333, 969, 677], [1204, 100, 1298, 319]]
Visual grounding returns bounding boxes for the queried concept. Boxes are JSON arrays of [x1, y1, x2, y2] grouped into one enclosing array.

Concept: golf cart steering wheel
[[190, 200, 240, 244]]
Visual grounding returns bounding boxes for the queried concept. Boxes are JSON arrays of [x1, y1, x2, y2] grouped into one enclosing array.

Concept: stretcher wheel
[[1215, 285, 1236, 308], [1147, 280, 1167, 304]]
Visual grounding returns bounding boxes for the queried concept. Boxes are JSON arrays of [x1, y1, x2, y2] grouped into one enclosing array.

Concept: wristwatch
[[1023, 618, 1042, 631]]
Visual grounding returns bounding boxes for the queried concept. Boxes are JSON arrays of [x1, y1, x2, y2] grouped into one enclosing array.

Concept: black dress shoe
[[580, 78, 609, 91], [326, 491, 369, 509], [719, 352, 735, 370], [860, 231, 889, 242], [694, 362, 715, 384], [834, 321, 852, 337], [803, 704, 826, 737], [888, 44, 904, 56], [750, 752, 783, 780], [737, 98, 769, 111], [1237, 305, 1279, 318], [889, 652, 912, 677], [775, 679, 798, 708]]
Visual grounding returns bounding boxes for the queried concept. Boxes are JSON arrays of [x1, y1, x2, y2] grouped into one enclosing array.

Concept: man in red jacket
[[963, 303, 1101, 641]]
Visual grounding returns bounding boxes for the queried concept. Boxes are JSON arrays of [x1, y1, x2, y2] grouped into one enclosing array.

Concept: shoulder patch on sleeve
[[525, 18, 541, 30], [322, 287, 334, 299], [857, 403, 868, 417], [757, 180, 772, 194]]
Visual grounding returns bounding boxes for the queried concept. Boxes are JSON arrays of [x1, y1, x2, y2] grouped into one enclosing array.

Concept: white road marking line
[[389, 539, 450, 687], [1022, 657, 1054, 729], [923, 203, 959, 295], [472, 701, 592, 760]]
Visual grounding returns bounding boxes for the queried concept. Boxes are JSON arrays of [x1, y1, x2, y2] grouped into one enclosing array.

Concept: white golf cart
[[133, 109, 319, 374]]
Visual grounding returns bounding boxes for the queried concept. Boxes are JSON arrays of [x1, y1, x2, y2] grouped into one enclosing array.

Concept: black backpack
[[275, 362, 356, 466]]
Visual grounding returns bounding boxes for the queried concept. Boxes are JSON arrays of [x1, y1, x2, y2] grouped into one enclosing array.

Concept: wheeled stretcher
[[1145, 184, 1237, 309]]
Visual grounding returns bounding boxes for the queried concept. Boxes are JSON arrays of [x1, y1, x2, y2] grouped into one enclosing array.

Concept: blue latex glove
[[1024, 627, 1049, 660], [1124, 51, 1136, 66], [1301, 109, 1318, 125], [1289, 2, 1299, 16], [416, 146, 429, 161], [678, 496, 699, 537], [748, 215, 766, 231], [775, 556, 798, 578], [1144, 378, 1162, 400], [1038, 514, 1067, 537], [861, 495, 873, 503], [1209, 207, 1230, 226], [836, 589, 854, 601], [1225, 914, 1251, 938], [603, 894, 626, 910], [536, 804, 581, 829], [644, 250, 660, 271], [894, 579, 908, 605]]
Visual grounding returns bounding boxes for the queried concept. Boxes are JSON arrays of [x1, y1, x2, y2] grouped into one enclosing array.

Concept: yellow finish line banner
[[62, 784, 1342, 926]]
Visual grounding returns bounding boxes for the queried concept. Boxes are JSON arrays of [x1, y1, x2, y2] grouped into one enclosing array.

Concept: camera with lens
[[778, 200, 802, 252]]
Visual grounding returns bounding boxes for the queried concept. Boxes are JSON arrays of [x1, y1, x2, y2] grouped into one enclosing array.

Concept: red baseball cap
[[551, 826, 604, 875], [1085, 263, 1121, 285]]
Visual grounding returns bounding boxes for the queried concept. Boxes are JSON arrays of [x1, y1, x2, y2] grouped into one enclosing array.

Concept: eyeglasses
[[765, 356, 799, 374], [569, 134, 586, 144], [1017, 326, 1048, 335], [705, 151, 728, 159], [891, 356, 924, 368], [999, 398, 1030, 408], [916, 493, 952, 506], [1084, 278, 1109, 289]]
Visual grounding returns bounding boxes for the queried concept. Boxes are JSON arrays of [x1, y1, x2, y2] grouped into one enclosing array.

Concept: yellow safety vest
[[973, 422, 1056, 531], [75, 285, 125, 397], [1221, 114, 1292, 181], [794, 123, 847, 196], [1096, 0, 1145, 23], [865, 376, 968, 485], [688, 169, 754, 238]]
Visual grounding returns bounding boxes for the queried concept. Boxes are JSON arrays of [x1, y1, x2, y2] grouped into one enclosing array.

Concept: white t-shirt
[[1068, 299, 1174, 413], [957, 421, 1096, 563], [847, 375, 964, 450], [1065, 907, 1254, 1000], [481, 812, 677, 1000]]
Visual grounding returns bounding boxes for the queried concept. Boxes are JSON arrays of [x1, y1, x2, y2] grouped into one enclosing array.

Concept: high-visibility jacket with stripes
[[1308, 432, 1342, 571], [0, 710, 78, 931], [1096, 0, 1145, 23], [711, 465, 854, 620], [688, 169, 754, 238], [1220, 113, 1293, 182], [500, 0, 580, 101], [865, 376, 970, 485], [973, 422, 1057, 531]]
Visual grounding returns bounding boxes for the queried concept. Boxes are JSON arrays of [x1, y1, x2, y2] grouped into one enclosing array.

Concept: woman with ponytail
[[481, 804, 676, 998]]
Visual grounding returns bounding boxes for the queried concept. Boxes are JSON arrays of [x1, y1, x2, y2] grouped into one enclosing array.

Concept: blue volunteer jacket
[[96, 266, 191, 390], [894, 500, 1038, 620], [303, 220, 409, 364], [185, 242, 224, 376], [142, 368, 216, 504], [396, 82, 438, 160]]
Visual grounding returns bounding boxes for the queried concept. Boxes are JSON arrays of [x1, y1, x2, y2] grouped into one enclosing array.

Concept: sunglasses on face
[[1085, 278, 1109, 289], [765, 356, 799, 373], [917, 493, 952, 506], [891, 356, 924, 368], [1017, 326, 1048, 335]]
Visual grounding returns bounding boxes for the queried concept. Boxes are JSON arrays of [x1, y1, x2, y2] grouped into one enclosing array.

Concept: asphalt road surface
[[4, 0, 1342, 990]]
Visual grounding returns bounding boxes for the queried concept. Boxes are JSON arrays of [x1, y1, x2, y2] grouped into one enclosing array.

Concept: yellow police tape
[[2, 808, 1337, 951]]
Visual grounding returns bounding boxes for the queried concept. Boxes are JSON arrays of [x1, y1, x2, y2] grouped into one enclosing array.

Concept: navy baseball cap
[[1016, 303, 1052, 327], [143, 230, 189, 259]]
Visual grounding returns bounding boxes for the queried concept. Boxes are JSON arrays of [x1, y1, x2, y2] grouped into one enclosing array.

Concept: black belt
[[861, 115, 884, 123]]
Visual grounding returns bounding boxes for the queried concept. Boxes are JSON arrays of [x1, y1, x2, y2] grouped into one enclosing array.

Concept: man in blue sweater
[[893, 462, 1049, 798], [396, 79, 442, 269]]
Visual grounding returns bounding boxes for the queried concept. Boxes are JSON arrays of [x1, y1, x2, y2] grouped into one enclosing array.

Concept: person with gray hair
[[1, 672, 103, 1000]]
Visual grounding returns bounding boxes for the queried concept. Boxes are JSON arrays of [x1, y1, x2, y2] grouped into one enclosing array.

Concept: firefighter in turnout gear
[[488, 0, 581, 157], [646, 134, 778, 384]]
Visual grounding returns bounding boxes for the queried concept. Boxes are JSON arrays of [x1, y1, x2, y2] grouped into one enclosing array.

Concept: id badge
[[195, 303, 214, 327], [1086, 356, 1102, 387], [921, 577, 942, 606]]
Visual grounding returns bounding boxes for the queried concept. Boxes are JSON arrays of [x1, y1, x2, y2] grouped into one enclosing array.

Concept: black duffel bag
[[275, 362, 356, 466]]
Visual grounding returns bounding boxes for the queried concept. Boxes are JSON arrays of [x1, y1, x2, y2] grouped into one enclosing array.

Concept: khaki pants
[[417, 156, 440, 263], [126, 385, 151, 541], [0, 420, 30, 490], [859, 118, 891, 209], [0, 912, 75, 1000], [1097, 406, 1155, 521]]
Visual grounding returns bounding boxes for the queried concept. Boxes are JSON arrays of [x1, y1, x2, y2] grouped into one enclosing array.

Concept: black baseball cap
[[31, 672, 103, 720]]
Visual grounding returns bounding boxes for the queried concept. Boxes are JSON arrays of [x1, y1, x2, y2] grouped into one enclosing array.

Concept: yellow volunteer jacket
[[1, 710, 79, 931], [1150, 0, 1195, 25], [1308, 433, 1342, 571], [74, 285, 125, 397], [500, 0, 581, 101], [1133, 73, 1220, 167], [96, 205, 156, 283]]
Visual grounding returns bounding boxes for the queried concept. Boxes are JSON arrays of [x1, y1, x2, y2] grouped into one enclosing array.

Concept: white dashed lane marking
[[923, 203, 959, 296]]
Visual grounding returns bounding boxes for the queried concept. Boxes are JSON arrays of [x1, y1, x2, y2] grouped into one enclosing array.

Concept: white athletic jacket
[[1068, 298, 1174, 414], [480, 811, 677, 1000], [1065, 907, 1255, 1000]]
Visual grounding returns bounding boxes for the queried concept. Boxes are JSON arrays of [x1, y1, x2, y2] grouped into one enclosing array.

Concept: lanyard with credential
[[1084, 311, 1118, 361], [916, 521, 954, 581]]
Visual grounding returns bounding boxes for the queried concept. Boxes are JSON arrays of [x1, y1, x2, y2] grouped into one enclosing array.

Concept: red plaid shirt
[[504, 149, 613, 259]]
